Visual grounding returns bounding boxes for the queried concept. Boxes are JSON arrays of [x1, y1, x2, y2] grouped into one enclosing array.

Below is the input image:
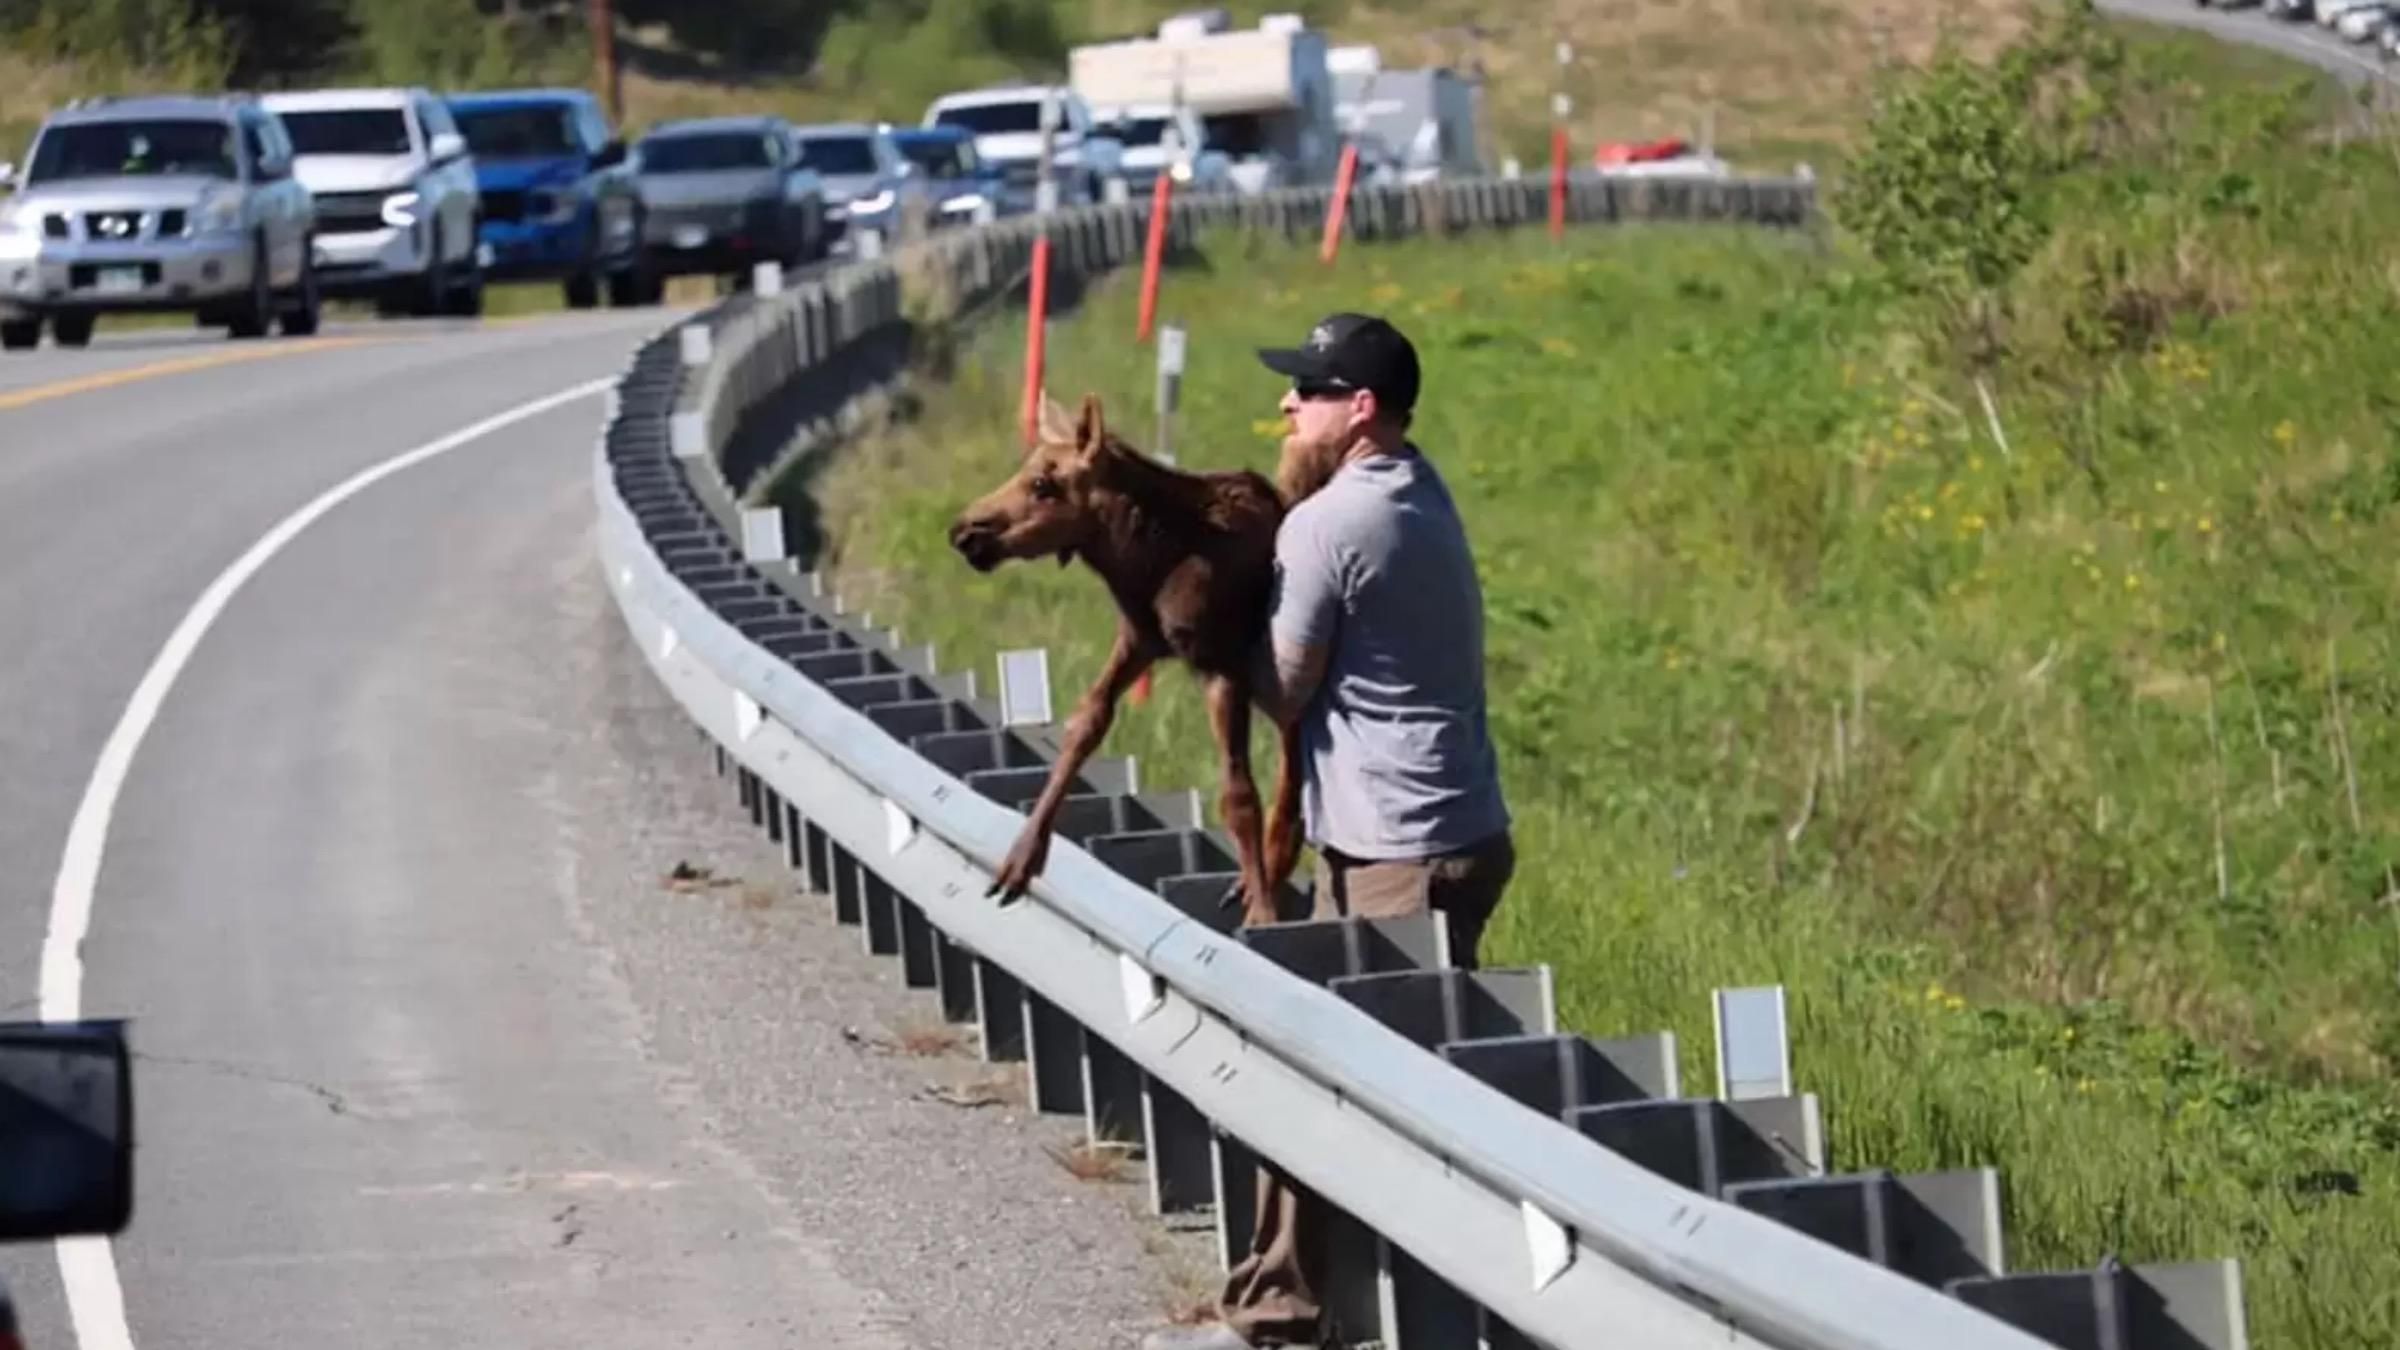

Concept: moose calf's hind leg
[[1204, 674, 1279, 927]]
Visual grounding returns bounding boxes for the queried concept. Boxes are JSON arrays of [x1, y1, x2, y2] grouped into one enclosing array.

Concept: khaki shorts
[[1310, 830, 1516, 969]]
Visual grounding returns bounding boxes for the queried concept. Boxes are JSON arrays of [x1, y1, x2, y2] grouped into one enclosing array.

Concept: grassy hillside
[[6, 0, 2060, 173], [787, 18, 2398, 1347]]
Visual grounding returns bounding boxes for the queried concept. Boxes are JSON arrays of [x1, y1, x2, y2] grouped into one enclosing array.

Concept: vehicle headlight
[[847, 189, 895, 215], [0, 197, 34, 235], [380, 190, 421, 228], [1169, 160, 1194, 184], [943, 191, 988, 213]]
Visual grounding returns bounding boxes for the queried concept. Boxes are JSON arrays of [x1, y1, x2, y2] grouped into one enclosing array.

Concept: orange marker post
[[1318, 141, 1360, 265], [1549, 125, 1570, 240], [1020, 230, 1052, 447], [1136, 171, 1174, 343]]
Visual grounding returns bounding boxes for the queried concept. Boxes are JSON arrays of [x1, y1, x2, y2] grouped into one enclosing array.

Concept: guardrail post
[[932, 930, 977, 1021], [1080, 1028, 1143, 1147], [1944, 1259, 2247, 1350], [781, 801, 805, 871], [1329, 967, 1557, 1047], [1571, 1094, 1823, 1197], [1021, 988, 1085, 1114], [1141, 1076, 1213, 1215], [802, 819, 832, 894], [1723, 1167, 2000, 1288], [974, 958, 1027, 1061], [830, 844, 863, 926], [861, 870, 902, 957], [896, 898, 938, 988]]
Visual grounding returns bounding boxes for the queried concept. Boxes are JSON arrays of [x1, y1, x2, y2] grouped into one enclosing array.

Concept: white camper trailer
[[1068, 13, 1340, 194], [1330, 45, 1484, 185]]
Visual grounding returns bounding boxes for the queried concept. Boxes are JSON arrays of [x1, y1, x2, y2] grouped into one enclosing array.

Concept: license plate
[[94, 266, 146, 296], [672, 224, 708, 250]]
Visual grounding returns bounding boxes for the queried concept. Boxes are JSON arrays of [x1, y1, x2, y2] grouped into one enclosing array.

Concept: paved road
[[2102, 0, 2400, 89], [1, 316, 1204, 1348]]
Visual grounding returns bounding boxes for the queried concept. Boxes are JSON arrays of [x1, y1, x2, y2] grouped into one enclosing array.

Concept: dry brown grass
[[1345, 0, 2032, 167], [1045, 1138, 1139, 1183]]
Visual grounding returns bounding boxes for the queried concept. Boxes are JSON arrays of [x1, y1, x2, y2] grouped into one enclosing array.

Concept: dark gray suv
[[633, 116, 829, 285], [0, 94, 321, 350]]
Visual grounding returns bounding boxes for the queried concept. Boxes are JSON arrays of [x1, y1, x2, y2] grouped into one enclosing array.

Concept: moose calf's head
[[950, 392, 1114, 574]]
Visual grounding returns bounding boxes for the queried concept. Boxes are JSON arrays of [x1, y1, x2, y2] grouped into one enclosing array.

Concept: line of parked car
[[0, 83, 1051, 352], [2200, 0, 2400, 56]]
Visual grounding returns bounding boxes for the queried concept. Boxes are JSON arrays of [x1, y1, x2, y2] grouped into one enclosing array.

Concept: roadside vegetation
[[789, 9, 2400, 1345], [8, 0, 2053, 176]]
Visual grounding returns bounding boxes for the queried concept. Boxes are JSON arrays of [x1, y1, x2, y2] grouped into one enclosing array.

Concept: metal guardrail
[[591, 174, 2249, 1350]]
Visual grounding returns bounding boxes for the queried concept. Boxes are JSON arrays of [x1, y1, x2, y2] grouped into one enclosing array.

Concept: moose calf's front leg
[[989, 629, 1157, 904]]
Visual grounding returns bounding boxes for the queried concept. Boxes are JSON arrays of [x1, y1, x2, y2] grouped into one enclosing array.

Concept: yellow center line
[[0, 336, 377, 413]]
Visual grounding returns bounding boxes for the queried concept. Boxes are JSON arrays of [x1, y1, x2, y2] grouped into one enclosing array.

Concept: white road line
[[38, 376, 613, 1350]]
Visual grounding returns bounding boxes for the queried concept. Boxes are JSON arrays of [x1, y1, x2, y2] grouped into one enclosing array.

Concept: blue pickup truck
[[444, 88, 658, 308]]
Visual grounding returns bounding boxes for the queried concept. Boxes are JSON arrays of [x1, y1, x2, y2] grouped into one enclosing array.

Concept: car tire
[[280, 250, 321, 338], [2, 316, 43, 350], [443, 263, 485, 318], [227, 237, 274, 339], [50, 313, 95, 348], [607, 257, 659, 308], [564, 270, 600, 310], [414, 226, 452, 317]]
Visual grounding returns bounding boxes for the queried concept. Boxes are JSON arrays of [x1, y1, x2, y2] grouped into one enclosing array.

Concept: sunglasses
[[1291, 379, 1356, 402]]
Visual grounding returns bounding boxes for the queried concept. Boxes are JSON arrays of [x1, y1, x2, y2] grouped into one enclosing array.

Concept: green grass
[[787, 24, 2400, 1348]]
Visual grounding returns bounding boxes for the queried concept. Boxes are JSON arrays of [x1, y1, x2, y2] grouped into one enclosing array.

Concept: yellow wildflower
[[2272, 420, 2298, 446], [2196, 516, 2214, 533], [1540, 336, 1578, 358], [2212, 631, 2227, 652], [1369, 280, 1405, 305], [1943, 995, 1965, 1012], [1916, 504, 1935, 521], [2077, 1078, 2095, 1094], [2124, 572, 2142, 591], [2153, 479, 2169, 494]]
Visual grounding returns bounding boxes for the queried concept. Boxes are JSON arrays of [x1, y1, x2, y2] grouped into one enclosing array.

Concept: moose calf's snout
[[950, 513, 1002, 571]]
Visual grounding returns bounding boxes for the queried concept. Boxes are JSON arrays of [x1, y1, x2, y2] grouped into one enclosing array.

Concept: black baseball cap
[[1257, 312, 1420, 415]]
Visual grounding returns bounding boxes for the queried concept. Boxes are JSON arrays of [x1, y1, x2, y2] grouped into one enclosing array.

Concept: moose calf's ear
[[1076, 393, 1107, 451], [1038, 389, 1078, 445]]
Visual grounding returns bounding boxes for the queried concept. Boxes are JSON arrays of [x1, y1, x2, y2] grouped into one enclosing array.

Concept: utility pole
[[589, 0, 622, 125]]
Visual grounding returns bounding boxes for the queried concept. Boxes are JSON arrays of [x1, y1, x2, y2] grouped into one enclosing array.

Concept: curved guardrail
[[591, 174, 2248, 1350]]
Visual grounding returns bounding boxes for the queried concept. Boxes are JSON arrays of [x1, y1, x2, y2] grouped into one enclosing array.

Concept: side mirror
[[0, 1019, 133, 1241], [0, 162, 16, 190], [429, 131, 466, 164], [592, 139, 628, 170]]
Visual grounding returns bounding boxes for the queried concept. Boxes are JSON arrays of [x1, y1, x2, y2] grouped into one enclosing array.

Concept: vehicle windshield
[[933, 101, 1042, 135], [279, 109, 412, 157], [1112, 117, 1173, 149], [27, 119, 239, 184], [795, 137, 877, 176], [452, 105, 580, 158], [639, 132, 774, 173], [896, 138, 976, 178]]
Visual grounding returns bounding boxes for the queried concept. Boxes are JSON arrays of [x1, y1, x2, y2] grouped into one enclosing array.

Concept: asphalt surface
[[0, 315, 1209, 1348], [2101, 0, 2400, 88]]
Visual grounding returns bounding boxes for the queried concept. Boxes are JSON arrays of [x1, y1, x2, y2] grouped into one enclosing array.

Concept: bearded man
[[1141, 312, 1516, 1350]]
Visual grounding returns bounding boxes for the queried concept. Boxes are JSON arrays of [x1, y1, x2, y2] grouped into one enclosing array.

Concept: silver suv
[[0, 94, 321, 351]]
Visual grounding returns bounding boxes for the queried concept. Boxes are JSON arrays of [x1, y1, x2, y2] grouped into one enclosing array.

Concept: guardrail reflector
[[1121, 954, 1165, 1023], [1522, 1200, 1574, 1291], [883, 797, 917, 855], [732, 689, 763, 741]]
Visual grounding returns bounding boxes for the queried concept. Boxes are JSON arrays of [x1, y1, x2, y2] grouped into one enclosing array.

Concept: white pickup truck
[[921, 84, 1125, 214]]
